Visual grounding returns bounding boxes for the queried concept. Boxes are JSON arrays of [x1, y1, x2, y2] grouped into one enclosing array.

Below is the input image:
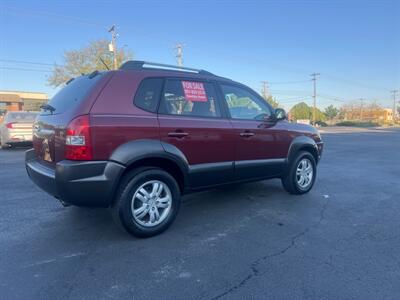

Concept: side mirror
[[274, 108, 287, 121]]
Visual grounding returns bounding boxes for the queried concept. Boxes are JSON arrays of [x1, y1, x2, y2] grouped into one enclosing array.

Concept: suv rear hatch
[[33, 72, 111, 165]]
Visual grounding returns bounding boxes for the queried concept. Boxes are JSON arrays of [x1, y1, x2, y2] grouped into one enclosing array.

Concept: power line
[[316, 93, 346, 102], [0, 66, 51, 72], [1, 5, 105, 28], [322, 73, 391, 92], [0, 59, 54, 66], [268, 80, 311, 84], [277, 96, 310, 101], [270, 89, 311, 94], [278, 97, 310, 104]]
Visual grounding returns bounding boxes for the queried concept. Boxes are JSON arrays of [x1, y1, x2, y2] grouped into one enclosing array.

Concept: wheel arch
[[287, 136, 319, 165], [109, 139, 189, 196]]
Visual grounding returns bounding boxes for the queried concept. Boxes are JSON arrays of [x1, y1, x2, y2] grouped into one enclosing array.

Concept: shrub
[[335, 121, 379, 127], [315, 121, 328, 127]]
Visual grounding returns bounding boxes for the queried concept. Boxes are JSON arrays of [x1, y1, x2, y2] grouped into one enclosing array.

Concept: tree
[[263, 95, 279, 108], [340, 100, 384, 121], [47, 39, 133, 87], [290, 102, 310, 120], [315, 108, 327, 122], [324, 105, 339, 121], [289, 102, 326, 122]]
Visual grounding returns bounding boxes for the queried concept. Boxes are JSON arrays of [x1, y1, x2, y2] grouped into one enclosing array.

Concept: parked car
[[0, 111, 38, 149], [25, 61, 323, 237]]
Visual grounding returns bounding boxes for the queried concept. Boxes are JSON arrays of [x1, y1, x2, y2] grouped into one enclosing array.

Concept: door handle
[[168, 131, 189, 138], [240, 131, 255, 138]]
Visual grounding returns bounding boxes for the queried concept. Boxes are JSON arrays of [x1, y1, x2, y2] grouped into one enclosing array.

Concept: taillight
[[6, 122, 15, 129], [65, 115, 93, 160]]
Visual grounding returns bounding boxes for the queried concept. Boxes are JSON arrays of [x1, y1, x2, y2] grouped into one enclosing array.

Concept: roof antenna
[[99, 57, 110, 70]]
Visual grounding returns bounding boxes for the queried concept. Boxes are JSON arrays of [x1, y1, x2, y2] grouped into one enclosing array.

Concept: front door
[[219, 83, 287, 181], [158, 78, 235, 188]]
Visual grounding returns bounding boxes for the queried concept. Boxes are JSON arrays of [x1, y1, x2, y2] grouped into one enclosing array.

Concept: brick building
[[0, 90, 48, 113]]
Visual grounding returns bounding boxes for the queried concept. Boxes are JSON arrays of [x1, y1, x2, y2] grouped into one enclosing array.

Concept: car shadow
[[1, 145, 32, 151], [57, 179, 288, 242]]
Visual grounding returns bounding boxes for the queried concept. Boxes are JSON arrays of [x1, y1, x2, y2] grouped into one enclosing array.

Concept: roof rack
[[119, 60, 215, 76]]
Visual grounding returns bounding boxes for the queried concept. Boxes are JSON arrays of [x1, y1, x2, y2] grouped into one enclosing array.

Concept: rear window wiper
[[66, 78, 75, 85], [89, 70, 100, 79], [40, 104, 56, 114]]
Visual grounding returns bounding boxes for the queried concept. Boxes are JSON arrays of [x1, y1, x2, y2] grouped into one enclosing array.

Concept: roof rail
[[119, 60, 215, 76]]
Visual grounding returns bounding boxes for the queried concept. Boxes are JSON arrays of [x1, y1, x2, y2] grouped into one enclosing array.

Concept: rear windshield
[[43, 73, 105, 115], [5, 112, 38, 122]]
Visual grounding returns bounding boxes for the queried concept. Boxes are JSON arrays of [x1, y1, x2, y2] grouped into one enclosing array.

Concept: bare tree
[[47, 39, 133, 87]]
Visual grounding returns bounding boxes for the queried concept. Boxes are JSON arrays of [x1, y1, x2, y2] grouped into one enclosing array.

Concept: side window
[[220, 84, 272, 120], [133, 78, 163, 112], [159, 80, 221, 118]]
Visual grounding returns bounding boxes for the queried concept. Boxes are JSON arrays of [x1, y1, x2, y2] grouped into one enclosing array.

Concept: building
[[0, 90, 48, 113], [382, 108, 393, 121], [344, 107, 393, 123], [363, 108, 393, 122]]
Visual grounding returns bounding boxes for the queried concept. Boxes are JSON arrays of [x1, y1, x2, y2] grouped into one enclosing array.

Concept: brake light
[[65, 115, 93, 160], [6, 122, 15, 129]]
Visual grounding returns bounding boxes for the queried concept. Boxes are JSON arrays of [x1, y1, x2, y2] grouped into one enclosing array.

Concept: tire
[[0, 142, 10, 150], [281, 151, 317, 195], [111, 167, 181, 238]]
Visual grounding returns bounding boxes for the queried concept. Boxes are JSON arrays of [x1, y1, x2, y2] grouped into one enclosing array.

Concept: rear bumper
[[25, 149, 125, 207], [3, 130, 33, 143]]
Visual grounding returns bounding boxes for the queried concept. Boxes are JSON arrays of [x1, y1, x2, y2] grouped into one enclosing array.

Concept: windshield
[[43, 73, 104, 115]]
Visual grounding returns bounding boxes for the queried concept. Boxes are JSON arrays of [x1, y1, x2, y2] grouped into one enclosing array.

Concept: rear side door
[[218, 83, 287, 181], [158, 78, 235, 188]]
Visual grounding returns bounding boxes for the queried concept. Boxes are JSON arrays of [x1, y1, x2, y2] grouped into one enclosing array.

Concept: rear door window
[[159, 79, 221, 118], [133, 78, 163, 112], [43, 73, 105, 115]]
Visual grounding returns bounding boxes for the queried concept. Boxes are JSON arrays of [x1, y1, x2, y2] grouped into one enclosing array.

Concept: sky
[[0, 0, 399, 111]]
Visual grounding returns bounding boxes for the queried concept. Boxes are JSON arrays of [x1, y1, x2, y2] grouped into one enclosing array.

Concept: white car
[[0, 111, 38, 149]]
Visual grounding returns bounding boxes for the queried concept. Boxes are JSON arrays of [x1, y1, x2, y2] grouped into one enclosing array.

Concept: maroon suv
[[26, 61, 323, 237]]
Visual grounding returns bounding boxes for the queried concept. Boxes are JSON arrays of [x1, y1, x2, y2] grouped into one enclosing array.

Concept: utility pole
[[391, 90, 398, 125], [174, 43, 185, 67], [108, 25, 118, 70], [310, 73, 320, 125], [261, 81, 269, 99], [359, 98, 364, 121]]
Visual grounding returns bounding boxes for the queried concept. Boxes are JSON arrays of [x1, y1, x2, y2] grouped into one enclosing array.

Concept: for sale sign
[[182, 81, 207, 102]]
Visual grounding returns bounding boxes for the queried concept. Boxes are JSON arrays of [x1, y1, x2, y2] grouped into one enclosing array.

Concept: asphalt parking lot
[[1, 128, 399, 300]]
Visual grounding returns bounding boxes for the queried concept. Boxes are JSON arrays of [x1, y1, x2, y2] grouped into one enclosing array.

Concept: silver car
[[0, 111, 38, 149]]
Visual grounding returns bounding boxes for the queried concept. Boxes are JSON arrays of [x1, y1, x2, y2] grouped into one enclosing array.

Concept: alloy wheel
[[296, 158, 314, 189], [131, 180, 172, 227]]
